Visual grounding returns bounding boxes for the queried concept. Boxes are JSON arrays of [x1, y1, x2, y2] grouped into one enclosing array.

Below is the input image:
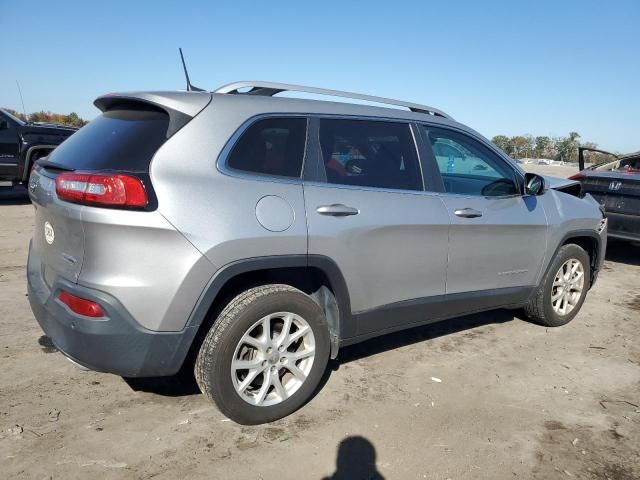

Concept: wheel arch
[[21, 144, 57, 181], [184, 255, 352, 365], [544, 230, 602, 289]]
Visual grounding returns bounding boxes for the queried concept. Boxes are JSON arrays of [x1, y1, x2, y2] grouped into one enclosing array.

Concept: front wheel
[[195, 284, 330, 425], [523, 244, 591, 327]]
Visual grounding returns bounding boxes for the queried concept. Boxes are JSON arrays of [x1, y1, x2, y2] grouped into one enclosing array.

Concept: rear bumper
[[27, 241, 198, 377]]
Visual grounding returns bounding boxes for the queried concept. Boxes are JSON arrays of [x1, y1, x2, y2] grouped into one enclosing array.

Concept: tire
[[195, 284, 330, 425], [523, 244, 591, 327]]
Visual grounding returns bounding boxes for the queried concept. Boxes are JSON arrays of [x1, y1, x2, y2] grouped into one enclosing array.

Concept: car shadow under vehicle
[[605, 239, 640, 266], [337, 308, 514, 364], [0, 185, 31, 205], [123, 309, 515, 399]]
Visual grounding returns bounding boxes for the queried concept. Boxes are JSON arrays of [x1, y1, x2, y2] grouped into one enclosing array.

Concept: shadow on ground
[[0, 185, 31, 205], [123, 373, 202, 396], [605, 238, 640, 266], [124, 309, 514, 397], [323, 435, 384, 480], [339, 308, 514, 363]]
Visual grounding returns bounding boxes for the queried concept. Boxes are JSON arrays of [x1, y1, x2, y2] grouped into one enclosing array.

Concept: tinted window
[[319, 119, 422, 191], [423, 126, 519, 197], [227, 117, 307, 178], [47, 107, 169, 172]]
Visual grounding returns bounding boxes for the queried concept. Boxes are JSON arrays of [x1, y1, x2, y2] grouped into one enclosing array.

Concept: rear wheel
[[523, 244, 590, 327], [195, 284, 330, 425]]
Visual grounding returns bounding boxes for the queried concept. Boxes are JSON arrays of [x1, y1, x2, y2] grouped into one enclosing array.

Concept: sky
[[1, 0, 638, 152]]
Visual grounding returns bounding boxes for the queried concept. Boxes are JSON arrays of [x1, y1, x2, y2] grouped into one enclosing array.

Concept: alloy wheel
[[231, 311, 316, 407], [551, 258, 585, 316]]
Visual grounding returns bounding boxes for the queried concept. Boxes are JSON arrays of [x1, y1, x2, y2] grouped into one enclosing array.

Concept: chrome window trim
[[217, 113, 427, 193], [302, 179, 442, 197]]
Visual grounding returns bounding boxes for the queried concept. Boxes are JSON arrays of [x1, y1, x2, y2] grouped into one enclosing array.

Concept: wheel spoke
[[261, 315, 272, 342], [284, 326, 310, 349], [286, 347, 315, 362], [551, 289, 563, 301], [272, 374, 288, 400], [285, 363, 307, 382], [570, 271, 583, 285], [242, 335, 267, 350], [276, 313, 294, 347], [254, 371, 272, 405], [232, 358, 263, 371], [238, 367, 264, 393]]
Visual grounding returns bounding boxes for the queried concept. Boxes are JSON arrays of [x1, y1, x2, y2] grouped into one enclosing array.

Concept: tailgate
[[28, 168, 84, 286], [581, 174, 640, 216]]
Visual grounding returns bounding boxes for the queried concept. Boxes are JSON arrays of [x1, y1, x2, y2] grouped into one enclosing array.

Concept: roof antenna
[[15, 80, 28, 122], [179, 48, 205, 92]]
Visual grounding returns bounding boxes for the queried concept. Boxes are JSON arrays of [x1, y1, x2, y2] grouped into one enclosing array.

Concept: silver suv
[[27, 82, 607, 424]]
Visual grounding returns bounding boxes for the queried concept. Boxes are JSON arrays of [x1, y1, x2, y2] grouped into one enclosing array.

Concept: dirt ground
[[1, 166, 639, 479]]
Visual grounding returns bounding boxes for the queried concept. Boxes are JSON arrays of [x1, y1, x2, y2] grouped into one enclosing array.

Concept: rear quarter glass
[[46, 107, 169, 173]]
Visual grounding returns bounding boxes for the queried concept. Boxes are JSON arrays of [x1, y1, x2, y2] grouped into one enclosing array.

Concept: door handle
[[454, 208, 483, 218], [316, 204, 360, 216]]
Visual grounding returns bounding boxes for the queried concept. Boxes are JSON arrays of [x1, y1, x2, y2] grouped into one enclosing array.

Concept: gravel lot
[[1, 166, 638, 479]]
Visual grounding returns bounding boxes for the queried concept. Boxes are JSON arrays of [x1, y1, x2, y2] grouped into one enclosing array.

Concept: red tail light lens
[[58, 291, 105, 318], [568, 173, 584, 180], [55, 173, 148, 208]]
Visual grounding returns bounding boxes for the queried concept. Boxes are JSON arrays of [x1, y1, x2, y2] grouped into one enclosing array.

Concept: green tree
[[491, 135, 510, 154], [534, 136, 551, 159], [556, 132, 581, 162], [510, 136, 530, 159], [25, 110, 88, 127]]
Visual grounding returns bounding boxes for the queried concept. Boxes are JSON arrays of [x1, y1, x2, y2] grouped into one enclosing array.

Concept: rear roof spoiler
[[94, 91, 211, 137]]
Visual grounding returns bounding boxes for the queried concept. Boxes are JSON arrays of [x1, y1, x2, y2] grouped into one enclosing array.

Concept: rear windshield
[[47, 107, 169, 172]]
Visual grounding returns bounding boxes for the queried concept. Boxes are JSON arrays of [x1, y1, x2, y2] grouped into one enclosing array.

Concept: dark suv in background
[[0, 108, 77, 185]]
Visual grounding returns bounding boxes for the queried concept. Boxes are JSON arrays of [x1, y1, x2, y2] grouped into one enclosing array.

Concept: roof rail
[[214, 81, 453, 120]]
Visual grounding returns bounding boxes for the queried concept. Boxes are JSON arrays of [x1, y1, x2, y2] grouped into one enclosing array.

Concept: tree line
[[491, 132, 616, 164], [3, 108, 88, 128]]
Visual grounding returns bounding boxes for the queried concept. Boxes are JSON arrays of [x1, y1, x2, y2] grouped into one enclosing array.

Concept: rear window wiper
[[36, 158, 76, 172]]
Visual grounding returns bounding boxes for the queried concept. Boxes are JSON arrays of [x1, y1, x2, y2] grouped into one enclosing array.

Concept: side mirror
[[524, 173, 546, 196], [0, 120, 9, 130]]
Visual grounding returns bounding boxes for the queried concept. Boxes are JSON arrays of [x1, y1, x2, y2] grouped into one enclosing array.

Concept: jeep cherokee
[[27, 82, 607, 424]]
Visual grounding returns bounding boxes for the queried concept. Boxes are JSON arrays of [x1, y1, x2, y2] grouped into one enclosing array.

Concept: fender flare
[[539, 229, 603, 289], [21, 144, 58, 181], [184, 255, 353, 356]]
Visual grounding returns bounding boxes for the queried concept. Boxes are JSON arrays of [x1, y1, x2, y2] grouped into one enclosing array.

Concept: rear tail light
[[568, 173, 585, 181], [58, 291, 105, 318], [55, 173, 148, 208]]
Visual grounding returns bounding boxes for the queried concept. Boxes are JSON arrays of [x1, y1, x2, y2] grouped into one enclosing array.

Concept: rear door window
[[318, 119, 422, 191], [226, 117, 307, 178], [46, 107, 170, 172]]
